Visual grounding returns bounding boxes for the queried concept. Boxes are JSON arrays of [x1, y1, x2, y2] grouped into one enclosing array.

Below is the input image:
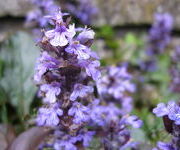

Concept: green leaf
[[96, 25, 114, 39], [124, 33, 143, 45], [0, 32, 39, 116]]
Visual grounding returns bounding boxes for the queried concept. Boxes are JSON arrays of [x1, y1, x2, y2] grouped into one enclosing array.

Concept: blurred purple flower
[[66, 0, 98, 25], [169, 46, 180, 93], [139, 59, 157, 72], [147, 13, 173, 56], [125, 115, 143, 128], [97, 65, 135, 114], [26, 0, 58, 27]]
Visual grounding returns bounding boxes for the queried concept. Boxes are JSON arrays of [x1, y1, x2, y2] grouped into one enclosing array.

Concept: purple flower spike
[[70, 84, 93, 101], [32, 6, 141, 150]]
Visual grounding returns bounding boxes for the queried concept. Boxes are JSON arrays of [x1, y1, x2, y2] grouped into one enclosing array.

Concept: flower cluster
[[90, 99, 142, 149], [66, 0, 98, 25], [153, 101, 180, 150], [97, 64, 136, 113], [34, 8, 142, 150], [147, 13, 173, 56], [93, 64, 142, 149], [141, 13, 173, 72]]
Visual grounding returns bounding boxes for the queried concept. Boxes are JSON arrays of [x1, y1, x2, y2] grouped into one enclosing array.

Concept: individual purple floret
[[40, 82, 61, 103], [153, 103, 169, 117], [65, 41, 91, 60], [147, 13, 173, 56], [66, 0, 98, 25], [153, 101, 180, 125], [68, 102, 90, 124], [70, 84, 93, 101], [45, 23, 76, 47], [36, 103, 63, 126]]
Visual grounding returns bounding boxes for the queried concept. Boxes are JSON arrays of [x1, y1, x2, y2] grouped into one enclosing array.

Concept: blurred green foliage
[[0, 32, 39, 127]]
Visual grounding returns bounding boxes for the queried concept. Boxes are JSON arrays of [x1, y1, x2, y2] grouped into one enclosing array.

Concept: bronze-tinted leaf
[[0, 132, 7, 150], [3, 125, 16, 145], [0, 124, 16, 150], [8, 127, 52, 150]]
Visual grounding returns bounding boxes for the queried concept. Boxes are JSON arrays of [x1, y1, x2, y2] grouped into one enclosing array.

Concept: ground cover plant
[[0, 0, 180, 150]]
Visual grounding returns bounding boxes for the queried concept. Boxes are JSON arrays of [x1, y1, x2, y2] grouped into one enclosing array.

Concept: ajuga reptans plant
[[33, 7, 142, 150]]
